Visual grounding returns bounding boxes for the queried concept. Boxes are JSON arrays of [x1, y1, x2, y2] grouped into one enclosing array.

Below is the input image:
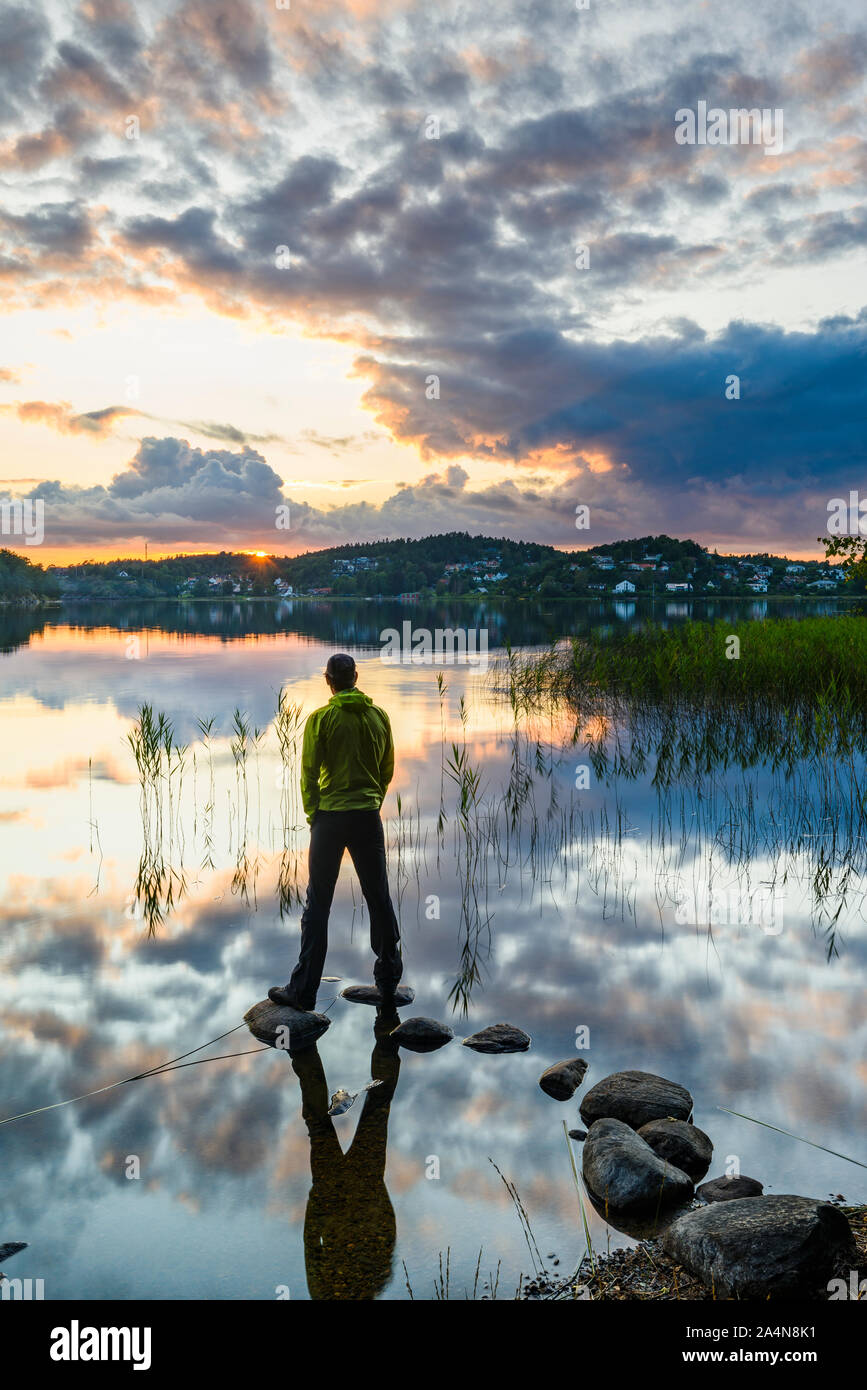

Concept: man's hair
[[326, 653, 357, 691]]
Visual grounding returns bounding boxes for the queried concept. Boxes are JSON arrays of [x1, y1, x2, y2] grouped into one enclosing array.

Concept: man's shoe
[[268, 984, 309, 1010]]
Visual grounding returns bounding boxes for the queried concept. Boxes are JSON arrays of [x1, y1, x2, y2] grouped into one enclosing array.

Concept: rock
[[663, 1195, 857, 1299], [637, 1118, 713, 1181], [583, 1185, 687, 1241], [0, 1243, 27, 1263], [579, 1070, 693, 1130], [389, 1017, 454, 1052], [582, 1117, 694, 1214], [697, 1174, 764, 1203], [340, 984, 416, 1007], [568, 1129, 588, 1142], [462, 1023, 531, 1053], [538, 1058, 588, 1100], [244, 999, 330, 1052], [327, 1080, 382, 1116]]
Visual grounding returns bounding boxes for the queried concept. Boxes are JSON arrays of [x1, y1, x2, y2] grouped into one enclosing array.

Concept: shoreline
[[521, 1205, 867, 1301]]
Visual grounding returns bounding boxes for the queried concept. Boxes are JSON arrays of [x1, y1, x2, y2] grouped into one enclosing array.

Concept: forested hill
[[49, 533, 713, 598], [0, 549, 61, 603], [0, 532, 853, 601]]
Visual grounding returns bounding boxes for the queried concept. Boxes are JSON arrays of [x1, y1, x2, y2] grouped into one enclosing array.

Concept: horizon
[[1, 532, 845, 570]]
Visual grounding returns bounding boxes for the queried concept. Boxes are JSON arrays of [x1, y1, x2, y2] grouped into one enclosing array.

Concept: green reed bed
[[562, 615, 867, 706]]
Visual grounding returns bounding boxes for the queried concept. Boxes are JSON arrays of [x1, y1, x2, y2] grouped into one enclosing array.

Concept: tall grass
[[549, 615, 867, 707]]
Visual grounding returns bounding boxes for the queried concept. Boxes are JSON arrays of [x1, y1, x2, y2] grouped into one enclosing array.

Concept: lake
[[1, 596, 864, 1300]]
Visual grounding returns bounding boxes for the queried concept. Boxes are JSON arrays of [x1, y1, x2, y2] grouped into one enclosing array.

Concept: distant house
[[786, 564, 805, 574], [748, 581, 768, 593], [614, 579, 636, 593], [592, 556, 615, 570], [807, 579, 836, 590], [665, 582, 692, 592], [397, 591, 421, 602], [588, 583, 607, 591]]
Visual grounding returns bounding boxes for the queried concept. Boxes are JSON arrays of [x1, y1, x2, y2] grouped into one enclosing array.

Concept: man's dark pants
[[289, 808, 402, 1009]]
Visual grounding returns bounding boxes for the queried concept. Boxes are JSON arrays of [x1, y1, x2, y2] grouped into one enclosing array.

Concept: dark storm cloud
[[357, 313, 867, 488]]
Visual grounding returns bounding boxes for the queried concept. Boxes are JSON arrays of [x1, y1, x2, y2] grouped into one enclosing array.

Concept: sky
[[0, 0, 865, 562]]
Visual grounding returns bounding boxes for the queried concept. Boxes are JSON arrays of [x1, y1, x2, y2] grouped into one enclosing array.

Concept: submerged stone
[[579, 1070, 693, 1130], [0, 1242, 27, 1263], [340, 984, 416, 1007], [663, 1195, 857, 1298], [637, 1118, 713, 1181], [568, 1129, 588, 1142], [539, 1057, 588, 1100], [462, 1023, 531, 1054], [244, 999, 330, 1052], [389, 1017, 454, 1052]]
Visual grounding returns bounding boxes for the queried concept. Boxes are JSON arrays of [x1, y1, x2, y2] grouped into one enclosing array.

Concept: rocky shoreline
[[541, 1066, 866, 1301], [520, 1205, 867, 1301]]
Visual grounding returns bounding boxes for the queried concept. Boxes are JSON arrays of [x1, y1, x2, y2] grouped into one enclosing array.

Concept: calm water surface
[[1, 598, 864, 1299]]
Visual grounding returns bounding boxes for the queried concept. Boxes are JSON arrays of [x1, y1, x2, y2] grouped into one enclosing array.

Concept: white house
[[665, 582, 692, 592], [614, 579, 636, 593]]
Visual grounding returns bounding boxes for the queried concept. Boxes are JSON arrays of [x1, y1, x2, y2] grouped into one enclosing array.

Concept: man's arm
[[300, 711, 324, 822], [379, 713, 394, 797]]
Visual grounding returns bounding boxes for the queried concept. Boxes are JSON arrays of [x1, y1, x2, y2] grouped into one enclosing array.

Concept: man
[[269, 653, 403, 1012]]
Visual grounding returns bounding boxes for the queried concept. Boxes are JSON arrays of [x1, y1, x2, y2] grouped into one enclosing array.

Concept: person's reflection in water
[[291, 1011, 401, 1299]]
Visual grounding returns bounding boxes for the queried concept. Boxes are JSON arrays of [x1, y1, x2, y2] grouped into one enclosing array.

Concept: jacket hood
[[329, 688, 372, 707]]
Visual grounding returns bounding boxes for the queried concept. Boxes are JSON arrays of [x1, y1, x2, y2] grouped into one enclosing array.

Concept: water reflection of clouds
[[1, 616, 865, 1300]]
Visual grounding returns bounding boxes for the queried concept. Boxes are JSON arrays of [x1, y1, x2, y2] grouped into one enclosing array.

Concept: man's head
[[325, 652, 358, 692]]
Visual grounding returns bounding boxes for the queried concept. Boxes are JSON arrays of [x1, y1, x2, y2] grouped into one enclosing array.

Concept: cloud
[[6, 400, 139, 435], [25, 435, 288, 545], [13, 301, 867, 553], [1, 0, 866, 552]]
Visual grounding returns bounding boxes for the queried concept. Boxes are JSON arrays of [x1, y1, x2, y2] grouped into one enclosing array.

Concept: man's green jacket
[[300, 688, 394, 823]]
